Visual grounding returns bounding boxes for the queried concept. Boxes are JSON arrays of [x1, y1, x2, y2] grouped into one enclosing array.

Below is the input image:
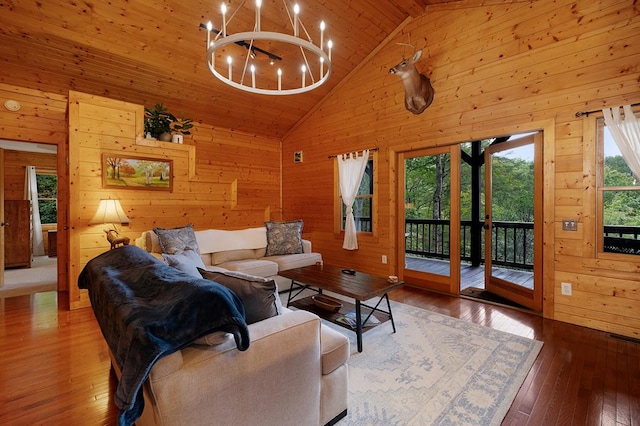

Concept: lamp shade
[[89, 199, 130, 225]]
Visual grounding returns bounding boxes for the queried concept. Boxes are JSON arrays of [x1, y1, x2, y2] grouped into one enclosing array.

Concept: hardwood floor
[[1, 288, 638, 425]]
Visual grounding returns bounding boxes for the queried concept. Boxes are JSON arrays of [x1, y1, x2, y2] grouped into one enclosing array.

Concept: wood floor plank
[[1, 288, 639, 425]]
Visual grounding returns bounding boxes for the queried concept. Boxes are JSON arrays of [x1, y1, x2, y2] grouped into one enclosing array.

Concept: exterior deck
[[405, 256, 534, 291]]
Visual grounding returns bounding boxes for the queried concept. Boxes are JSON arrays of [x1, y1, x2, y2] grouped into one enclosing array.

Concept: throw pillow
[[264, 220, 304, 257], [154, 224, 200, 254], [198, 268, 279, 324], [163, 249, 206, 278]]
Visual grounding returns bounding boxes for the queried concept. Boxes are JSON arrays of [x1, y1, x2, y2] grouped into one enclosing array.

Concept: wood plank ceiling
[[0, 0, 471, 139]]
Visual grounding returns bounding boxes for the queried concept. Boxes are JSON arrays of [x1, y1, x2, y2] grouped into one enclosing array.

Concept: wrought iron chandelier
[[202, 0, 333, 95]]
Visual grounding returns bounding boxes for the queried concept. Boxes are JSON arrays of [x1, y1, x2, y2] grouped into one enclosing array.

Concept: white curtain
[[337, 150, 370, 250], [25, 166, 45, 256], [602, 105, 640, 181]]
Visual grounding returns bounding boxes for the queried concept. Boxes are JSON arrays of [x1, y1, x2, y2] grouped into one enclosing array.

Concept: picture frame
[[294, 151, 303, 163], [102, 154, 173, 192]]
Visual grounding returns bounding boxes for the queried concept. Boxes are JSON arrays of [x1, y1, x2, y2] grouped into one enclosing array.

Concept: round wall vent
[[4, 99, 21, 112]]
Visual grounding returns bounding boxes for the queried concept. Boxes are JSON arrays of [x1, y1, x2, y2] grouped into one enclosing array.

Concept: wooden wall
[[67, 92, 281, 309], [282, 0, 640, 338], [3, 150, 57, 200]]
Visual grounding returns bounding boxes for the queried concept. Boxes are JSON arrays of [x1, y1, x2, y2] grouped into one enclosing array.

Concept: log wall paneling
[[282, 0, 640, 338], [3, 150, 57, 200], [67, 91, 282, 309]]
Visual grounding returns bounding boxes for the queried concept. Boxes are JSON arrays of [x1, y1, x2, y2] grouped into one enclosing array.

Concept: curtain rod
[[328, 147, 379, 159], [575, 102, 640, 118]]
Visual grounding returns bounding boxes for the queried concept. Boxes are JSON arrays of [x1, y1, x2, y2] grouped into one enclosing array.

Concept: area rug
[[325, 301, 543, 425]]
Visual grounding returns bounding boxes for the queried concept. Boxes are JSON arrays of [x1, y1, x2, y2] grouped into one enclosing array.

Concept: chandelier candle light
[[202, 0, 332, 95]]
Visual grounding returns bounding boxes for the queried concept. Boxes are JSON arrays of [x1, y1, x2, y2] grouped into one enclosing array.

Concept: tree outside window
[[597, 118, 640, 256], [36, 174, 57, 224]]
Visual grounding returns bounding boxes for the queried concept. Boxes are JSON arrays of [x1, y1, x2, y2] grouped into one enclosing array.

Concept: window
[[335, 154, 376, 234], [596, 116, 640, 256], [36, 173, 57, 224]]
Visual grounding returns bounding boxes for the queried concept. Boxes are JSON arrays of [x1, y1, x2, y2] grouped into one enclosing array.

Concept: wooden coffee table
[[280, 264, 404, 352]]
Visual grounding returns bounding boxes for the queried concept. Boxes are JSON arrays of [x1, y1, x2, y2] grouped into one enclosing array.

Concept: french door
[[399, 146, 460, 293], [484, 133, 542, 311]]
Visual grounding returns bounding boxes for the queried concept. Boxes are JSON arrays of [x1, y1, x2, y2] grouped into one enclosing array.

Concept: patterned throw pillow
[[264, 220, 304, 257], [198, 269, 280, 324], [153, 224, 200, 254]]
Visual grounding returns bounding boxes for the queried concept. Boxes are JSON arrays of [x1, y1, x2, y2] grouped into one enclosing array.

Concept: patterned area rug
[[327, 301, 543, 425]]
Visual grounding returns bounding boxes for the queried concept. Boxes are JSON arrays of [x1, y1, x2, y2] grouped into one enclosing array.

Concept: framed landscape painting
[[102, 154, 173, 191]]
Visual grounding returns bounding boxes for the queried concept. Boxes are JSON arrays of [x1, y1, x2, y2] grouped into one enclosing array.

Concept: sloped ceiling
[[0, 0, 494, 139]]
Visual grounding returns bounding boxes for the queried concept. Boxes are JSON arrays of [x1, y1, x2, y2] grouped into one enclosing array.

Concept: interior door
[[399, 146, 460, 294], [484, 133, 542, 310]]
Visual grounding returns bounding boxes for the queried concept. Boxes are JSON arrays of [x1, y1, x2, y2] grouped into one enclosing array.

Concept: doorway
[[398, 132, 542, 312], [0, 141, 58, 298]]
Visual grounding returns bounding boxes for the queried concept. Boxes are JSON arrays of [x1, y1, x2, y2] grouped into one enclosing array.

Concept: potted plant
[[171, 111, 193, 136], [144, 104, 193, 142]]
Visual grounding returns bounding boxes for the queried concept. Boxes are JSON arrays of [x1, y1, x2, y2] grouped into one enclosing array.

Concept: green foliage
[[144, 103, 193, 138], [405, 154, 451, 220], [36, 174, 57, 224], [405, 143, 533, 224], [490, 157, 534, 222], [603, 155, 640, 226]]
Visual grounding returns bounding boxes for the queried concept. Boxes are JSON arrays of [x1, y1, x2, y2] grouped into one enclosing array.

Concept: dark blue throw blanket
[[78, 245, 250, 426]]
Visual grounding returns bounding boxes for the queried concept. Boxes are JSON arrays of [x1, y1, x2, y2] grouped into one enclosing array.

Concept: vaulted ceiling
[[1, 0, 483, 139]]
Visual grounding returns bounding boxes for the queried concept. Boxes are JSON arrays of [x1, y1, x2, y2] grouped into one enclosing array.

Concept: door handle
[[0, 222, 8, 226]]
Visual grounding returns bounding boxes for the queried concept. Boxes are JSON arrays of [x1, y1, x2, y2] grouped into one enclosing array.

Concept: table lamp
[[89, 199, 131, 249]]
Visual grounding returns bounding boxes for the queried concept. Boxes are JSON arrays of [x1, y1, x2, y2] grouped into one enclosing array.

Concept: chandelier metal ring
[[207, 32, 332, 96]]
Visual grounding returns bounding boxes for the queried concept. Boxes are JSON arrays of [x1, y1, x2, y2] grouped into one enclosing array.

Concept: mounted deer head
[[389, 49, 435, 115]]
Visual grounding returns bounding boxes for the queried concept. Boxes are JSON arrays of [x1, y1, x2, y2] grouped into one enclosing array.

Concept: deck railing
[[405, 218, 640, 268], [405, 218, 534, 270], [603, 225, 640, 255]]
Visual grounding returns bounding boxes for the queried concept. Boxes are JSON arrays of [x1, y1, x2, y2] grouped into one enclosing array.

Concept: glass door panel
[[484, 133, 542, 310], [400, 146, 460, 293]]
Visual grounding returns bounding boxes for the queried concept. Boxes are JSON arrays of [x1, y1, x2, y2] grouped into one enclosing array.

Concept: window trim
[[334, 151, 378, 240], [593, 114, 640, 260]]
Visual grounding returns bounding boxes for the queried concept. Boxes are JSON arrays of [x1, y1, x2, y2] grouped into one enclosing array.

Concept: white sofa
[[111, 309, 350, 426], [115, 228, 349, 425], [135, 226, 322, 291]]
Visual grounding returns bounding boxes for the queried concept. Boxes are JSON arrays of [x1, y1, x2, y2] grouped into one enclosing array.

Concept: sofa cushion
[[265, 220, 304, 256], [196, 227, 267, 254], [217, 259, 279, 277], [154, 224, 200, 254], [263, 252, 323, 272], [211, 248, 259, 265], [199, 269, 279, 324], [163, 249, 206, 278], [320, 325, 350, 375]]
